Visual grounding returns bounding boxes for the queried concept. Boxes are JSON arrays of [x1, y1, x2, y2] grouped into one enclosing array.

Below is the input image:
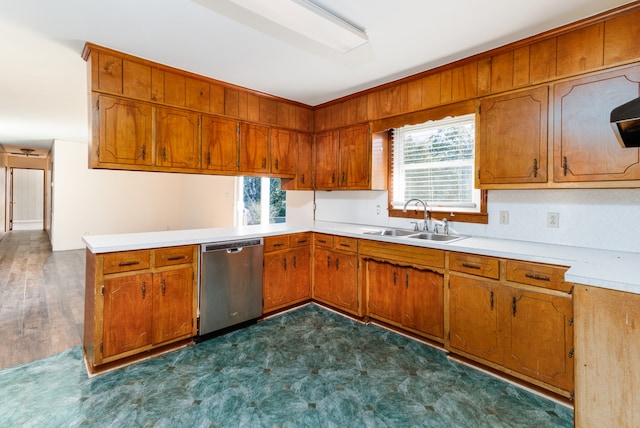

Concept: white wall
[[12, 168, 44, 224], [51, 140, 236, 251], [315, 189, 640, 253]]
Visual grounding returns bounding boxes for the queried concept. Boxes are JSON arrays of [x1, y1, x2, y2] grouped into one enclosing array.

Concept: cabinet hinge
[[192, 272, 195, 281], [569, 391, 574, 402], [568, 348, 574, 358], [568, 317, 574, 326], [100, 285, 104, 296], [96, 99, 100, 110], [99, 342, 103, 353]]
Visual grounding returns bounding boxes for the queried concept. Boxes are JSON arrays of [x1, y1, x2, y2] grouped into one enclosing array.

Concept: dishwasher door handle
[[226, 247, 244, 254]]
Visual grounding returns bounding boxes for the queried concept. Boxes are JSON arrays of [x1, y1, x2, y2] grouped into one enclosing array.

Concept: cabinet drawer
[[314, 233, 334, 249], [155, 245, 194, 267], [103, 250, 151, 274], [264, 236, 290, 252], [449, 252, 500, 279], [506, 260, 569, 293], [334, 236, 358, 252], [289, 232, 311, 248]]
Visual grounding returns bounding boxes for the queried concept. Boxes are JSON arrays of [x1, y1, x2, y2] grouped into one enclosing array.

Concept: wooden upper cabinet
[[271, 128, 297, 176], [239, 122, 270, 174], [155, 107, 200, 169], [315, 130, 340, 189], [201, 115, 239, 173], [296, 133, 314, 189], [553, 65, 640, 182], [338, 124, 371, 189], [94, 95, 152, 167], [479, 86, 548, 185]]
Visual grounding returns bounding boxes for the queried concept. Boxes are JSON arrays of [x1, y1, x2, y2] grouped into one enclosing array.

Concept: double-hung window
[[391, 114, 482, 215]]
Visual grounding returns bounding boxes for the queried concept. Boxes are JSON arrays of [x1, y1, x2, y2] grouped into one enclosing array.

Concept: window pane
[[393, 114, 479, 210], [240, 177, 286, 225]]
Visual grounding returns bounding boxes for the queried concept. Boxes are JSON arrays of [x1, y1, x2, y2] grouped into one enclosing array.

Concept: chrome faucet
[[403, 198, 431, 232]]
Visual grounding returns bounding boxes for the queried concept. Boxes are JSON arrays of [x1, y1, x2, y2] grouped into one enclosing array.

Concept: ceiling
[[0, 0, 634, 155]]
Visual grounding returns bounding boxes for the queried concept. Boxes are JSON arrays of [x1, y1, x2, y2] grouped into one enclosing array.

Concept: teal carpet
[[0, 304, 572, 427]]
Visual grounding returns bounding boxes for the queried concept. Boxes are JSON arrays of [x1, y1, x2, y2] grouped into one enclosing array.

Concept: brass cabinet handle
[[512, 296, 517, 316], [339, 242, 351, 248], [272, 243, 284, 247], [161, 278, 166, 296], [141, 281, 146, 299], [167, 255, 186, 261], [318, 239, 327, 244], [461, 262, 481, 270], [563, 156, 568, 176], [207, 151, 211, 166], [297, 239, 308, 244], [283, 257, 287, 271], [490, 290, 494, 310], [331, 172, 335, 183], [327, 256, 331, 268], [405, 273, 409, 289], [533, 158, 538, 178], [162, 147, 167, 162], [262, 158, 267, 168], [119, 261, 140, 267], [393, 270, 397, 285], [293, 255, 297, 268], [141, 145, 146, 160], [301, 173, 305, 184], [275, 159, 279, 170], [336, 258, 340, 270]]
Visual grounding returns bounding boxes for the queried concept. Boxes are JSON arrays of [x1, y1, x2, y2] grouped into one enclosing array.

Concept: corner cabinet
[[478, 86, 549, 184], [553, 64, 640, 183], [315, 124, 387, 190], [262, 233, 311, 313], [84, 245, 198, 373]]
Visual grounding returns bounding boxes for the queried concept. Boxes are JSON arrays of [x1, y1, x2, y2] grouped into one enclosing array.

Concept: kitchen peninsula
[[83, 221, 640, 426]]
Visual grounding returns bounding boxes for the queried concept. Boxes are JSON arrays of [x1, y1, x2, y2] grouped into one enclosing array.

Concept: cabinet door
[[366, 260, 402, 324], [153, 267, 194, 344], [96, 95, 152, 166], [102, 273, 153, 358], [333, 252, 359, 312], [296, 133, 314, 189], [240, 123, 270, 173], [403, 267, 444, 339], [263, 252, 290, 312], [313, 248, 334, 302], [201, 115, 238, 172], [449, 275, 502, 363], [315, 130, 339, 189], [156, 107, 200, 169], [290, 247, 311, 302], [479, 87, 548, 184], [553, 65, 640, 182], [503, 289, 574, 391], [339, 124, 371, 189], [271, 128, 297, 176]]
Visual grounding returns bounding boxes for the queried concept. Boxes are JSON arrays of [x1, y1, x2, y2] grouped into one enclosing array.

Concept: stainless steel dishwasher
[[198, 238, 263, 339]]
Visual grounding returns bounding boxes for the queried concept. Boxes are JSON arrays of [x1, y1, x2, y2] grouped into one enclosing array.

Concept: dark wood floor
[[0, 230, 85, 369]]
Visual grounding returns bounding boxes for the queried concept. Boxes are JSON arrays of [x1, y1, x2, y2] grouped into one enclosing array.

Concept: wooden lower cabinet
[[449, 271, 573, 396], [366, 259, 444, 339], [262, 233, 311, 313], [449, 275, 502, 363], [312, 234, 361, 315], [574, 285, 640, 428], [84, 245, 198, 372]]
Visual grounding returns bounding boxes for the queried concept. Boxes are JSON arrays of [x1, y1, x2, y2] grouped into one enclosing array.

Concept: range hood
[[610, 96, 640, 148]]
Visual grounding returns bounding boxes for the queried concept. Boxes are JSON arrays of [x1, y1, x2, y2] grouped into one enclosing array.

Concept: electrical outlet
[[499, 210, 509, 225], [547, 212, 559, 228]]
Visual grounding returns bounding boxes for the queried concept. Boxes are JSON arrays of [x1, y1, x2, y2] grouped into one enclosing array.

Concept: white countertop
[[83, 220, 640, 295]]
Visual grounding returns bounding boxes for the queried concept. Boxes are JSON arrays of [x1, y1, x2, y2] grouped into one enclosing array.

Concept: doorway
[[9, 168, 44, 231]]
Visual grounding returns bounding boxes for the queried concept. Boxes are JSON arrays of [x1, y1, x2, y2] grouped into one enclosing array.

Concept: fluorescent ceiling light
[[227, 0, 368, 53]]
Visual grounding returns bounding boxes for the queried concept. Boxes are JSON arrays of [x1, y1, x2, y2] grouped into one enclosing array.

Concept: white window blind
[[391, 114, 480, 211]]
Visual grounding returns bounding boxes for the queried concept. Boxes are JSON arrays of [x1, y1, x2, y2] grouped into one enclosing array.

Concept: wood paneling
[[556, 23, 604, 77], [604, 9, 640, 66], [163, 72, 186, 107], [513, 46, 530, 88], [185, 77, 209, 111], [123, 60, 151, 99], [98, 52, 123, 94], [491, 50, 514, 93], [529, 38, 557, 84]]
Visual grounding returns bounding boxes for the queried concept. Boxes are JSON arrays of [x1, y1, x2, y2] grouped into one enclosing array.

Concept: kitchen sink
[[406, 232, 467, 243], [363, 228, 416, 237]]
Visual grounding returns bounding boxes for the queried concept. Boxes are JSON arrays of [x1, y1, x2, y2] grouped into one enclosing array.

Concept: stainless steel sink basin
[[406, 233, 466, 243], [363, 228, 416, 237]]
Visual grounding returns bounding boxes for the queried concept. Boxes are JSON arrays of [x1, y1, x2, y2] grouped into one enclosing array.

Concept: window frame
[[372, 100, 488, 225]]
